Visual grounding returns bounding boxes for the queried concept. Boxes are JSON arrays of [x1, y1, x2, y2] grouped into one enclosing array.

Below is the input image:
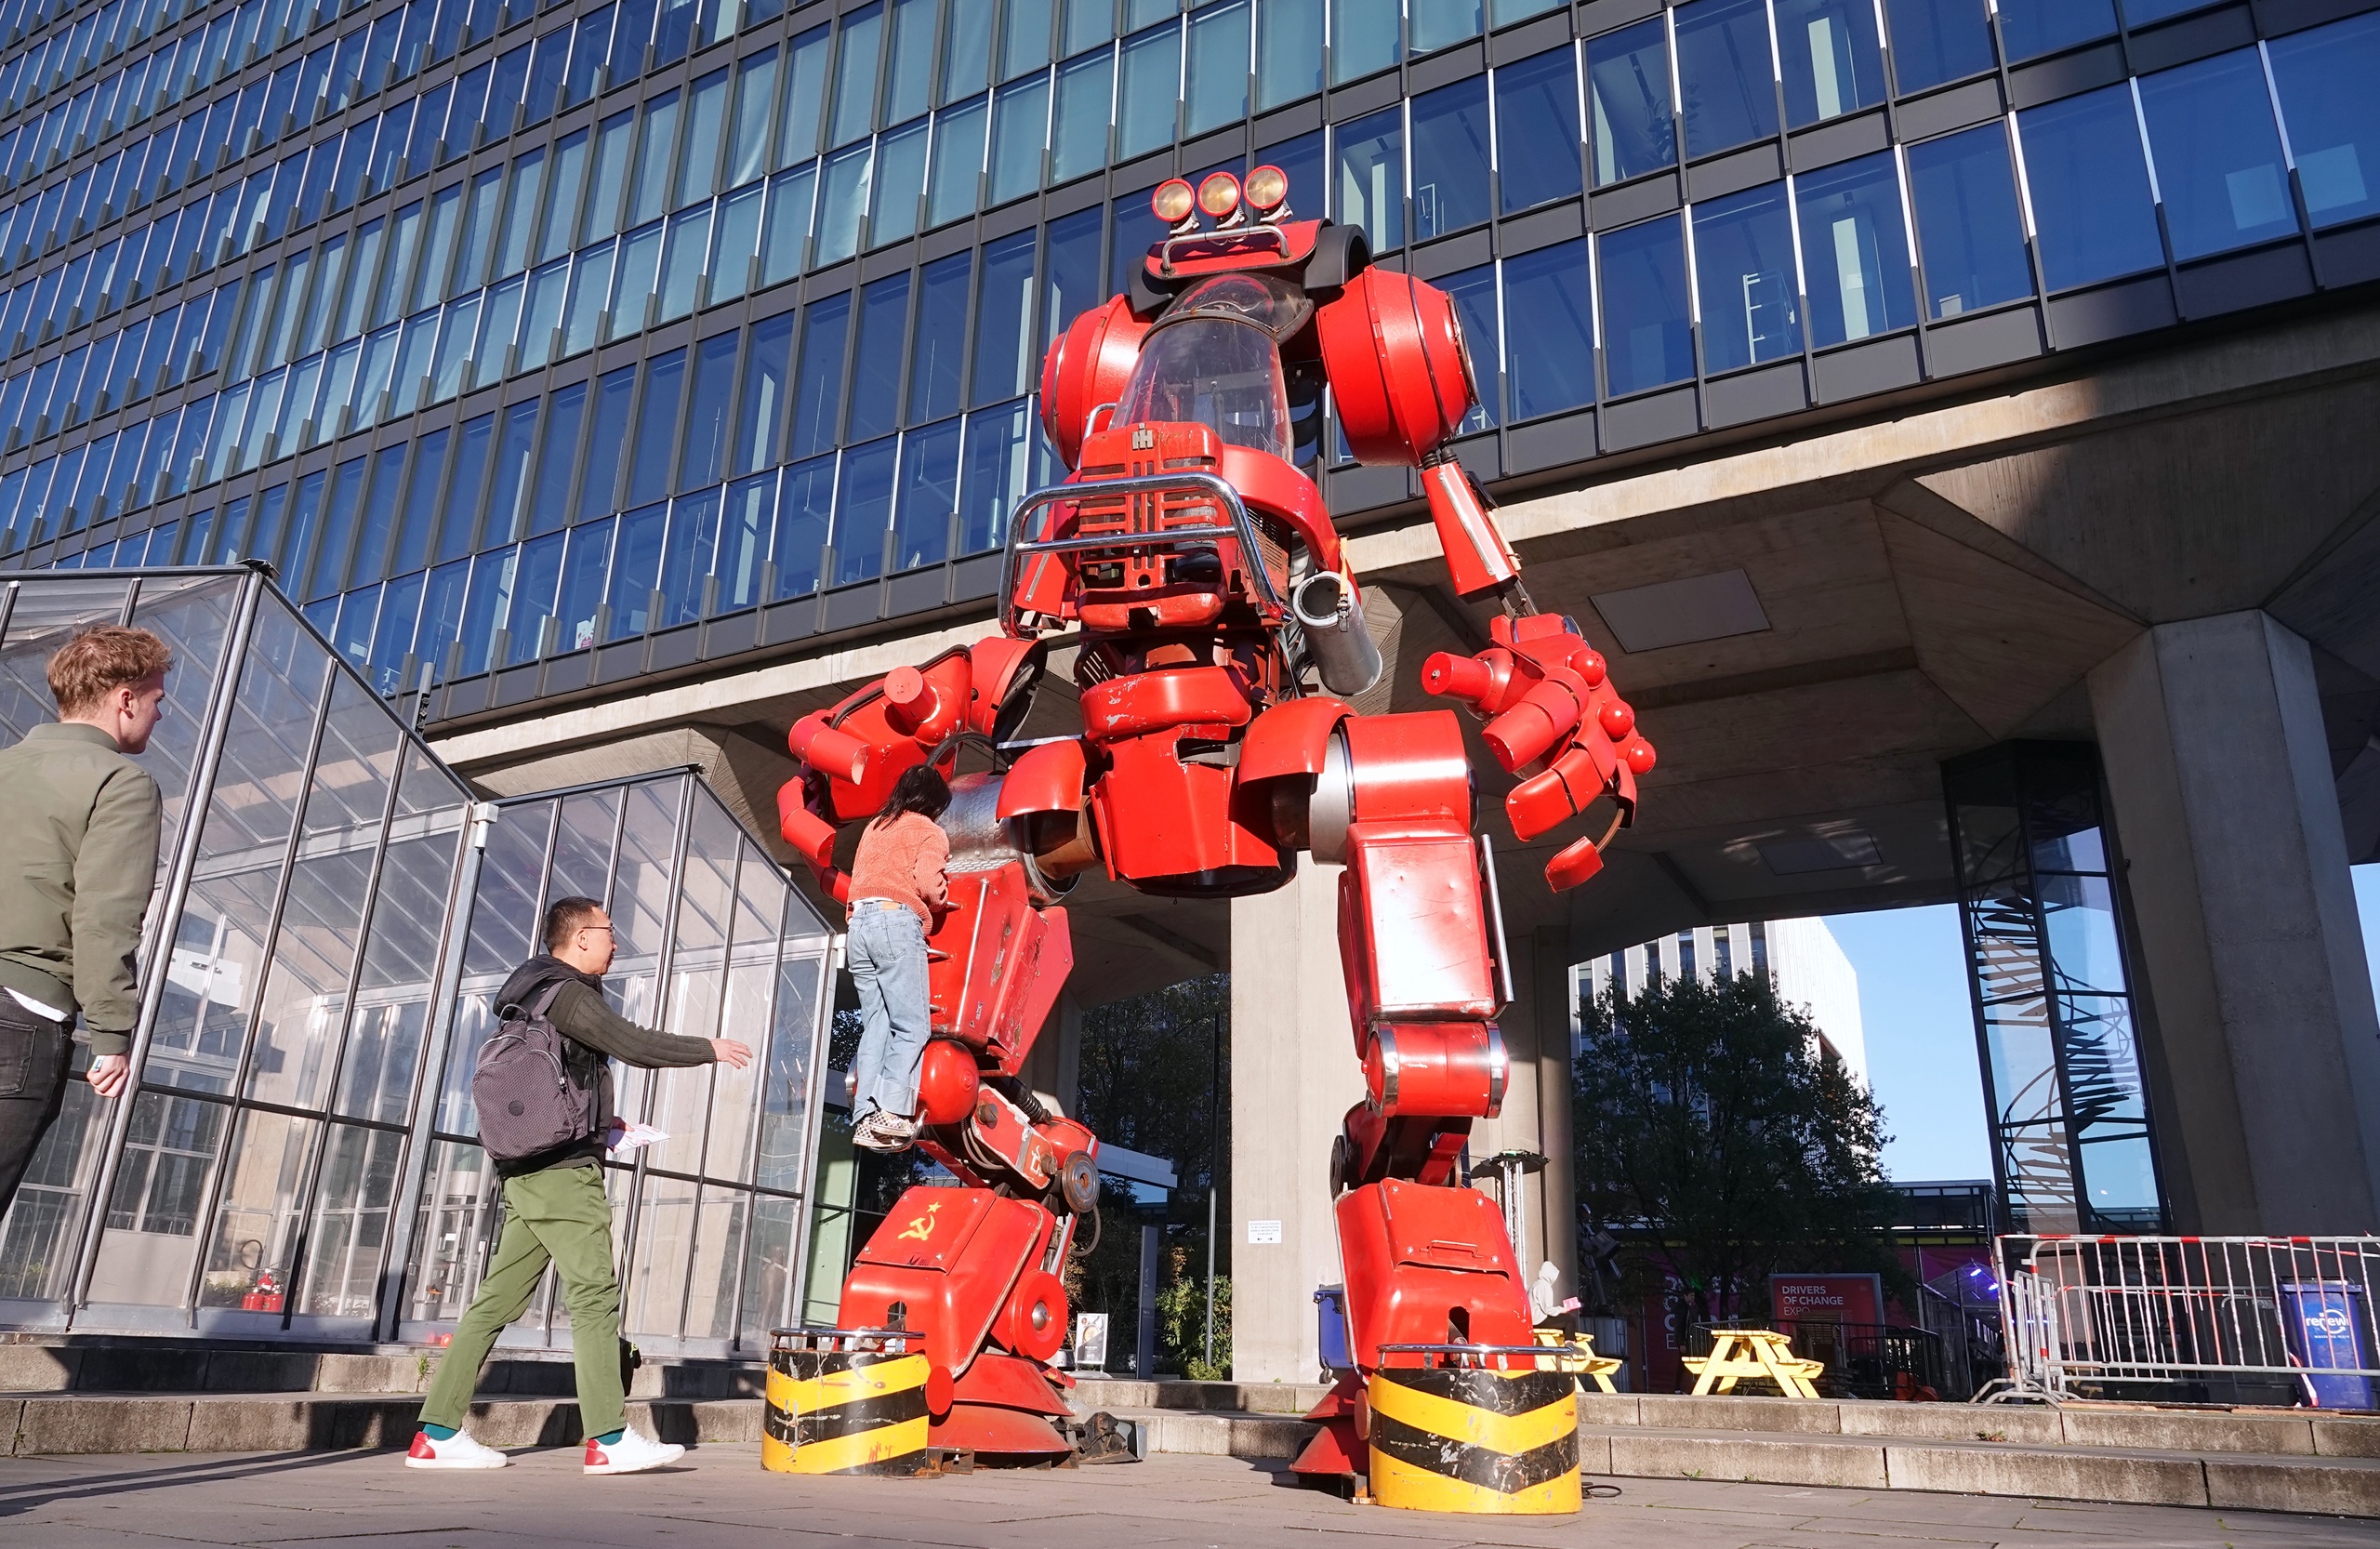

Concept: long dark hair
[[872, 762, 951, 828]]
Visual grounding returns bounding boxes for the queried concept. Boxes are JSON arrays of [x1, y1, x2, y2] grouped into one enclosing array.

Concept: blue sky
[[1826, 866, 2380, 1182]]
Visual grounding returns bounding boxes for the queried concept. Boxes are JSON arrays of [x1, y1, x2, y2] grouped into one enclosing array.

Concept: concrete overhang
[[430, 300, 2380, 991]]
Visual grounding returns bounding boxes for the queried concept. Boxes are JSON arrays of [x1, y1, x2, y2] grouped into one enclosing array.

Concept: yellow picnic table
[[1532, 1328, 1624, 1394], [1681, 1328, 1825, 1398]]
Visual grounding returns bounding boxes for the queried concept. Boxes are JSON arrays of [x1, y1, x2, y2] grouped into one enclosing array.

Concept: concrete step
[[0, 1338, 763, 1400], [1585, 1390, 2380, 1458], [1095, 1405, 2380, 1517], [0, 1391, 765, 1457]]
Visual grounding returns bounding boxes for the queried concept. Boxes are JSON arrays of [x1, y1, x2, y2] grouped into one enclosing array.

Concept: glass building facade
[[1943, 741, 2162, 1237], [0, 0, 2370, 722], [0, 566, 834, 1348]]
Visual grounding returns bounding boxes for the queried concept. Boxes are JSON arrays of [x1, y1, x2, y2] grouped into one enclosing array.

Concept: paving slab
[[1, 1447, 2377, 1548]]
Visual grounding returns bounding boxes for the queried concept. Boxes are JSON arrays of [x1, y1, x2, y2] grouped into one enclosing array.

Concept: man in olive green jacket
[[0, 626, 171, 1214]]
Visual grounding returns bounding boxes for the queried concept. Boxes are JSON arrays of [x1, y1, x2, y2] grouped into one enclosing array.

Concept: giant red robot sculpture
[[776, 166, 1654, 1471]]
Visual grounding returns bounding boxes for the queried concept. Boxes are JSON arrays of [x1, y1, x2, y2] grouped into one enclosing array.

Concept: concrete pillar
[[1229, 861, 1364, 1384], [1462, 925, 1579, 1296], [2087, 610, 2380, 1233], [1019, 991, 1082, 1118]]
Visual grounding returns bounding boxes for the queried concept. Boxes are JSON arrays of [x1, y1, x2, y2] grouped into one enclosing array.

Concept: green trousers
[[418, 1161, 626, 1441]]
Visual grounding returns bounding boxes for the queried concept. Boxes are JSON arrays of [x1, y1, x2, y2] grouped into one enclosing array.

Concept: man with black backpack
[[407, 895, 752, 1476]]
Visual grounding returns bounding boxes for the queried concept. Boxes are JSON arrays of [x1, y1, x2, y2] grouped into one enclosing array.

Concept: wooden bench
[[1680, 1328, 1826, 1398]]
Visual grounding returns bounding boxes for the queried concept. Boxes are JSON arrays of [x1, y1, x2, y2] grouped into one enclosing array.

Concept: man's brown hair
[[46, 626, 173, 717]]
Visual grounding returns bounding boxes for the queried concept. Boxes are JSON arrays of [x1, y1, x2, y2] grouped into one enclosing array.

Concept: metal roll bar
[[1374, 1340, 1571, 1370], [997, 470, 1289, 635]]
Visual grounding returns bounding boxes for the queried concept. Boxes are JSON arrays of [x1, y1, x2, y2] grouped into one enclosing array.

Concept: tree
[[1573, 970, 1908, 1325], [1067, 974, 1232, 1374]]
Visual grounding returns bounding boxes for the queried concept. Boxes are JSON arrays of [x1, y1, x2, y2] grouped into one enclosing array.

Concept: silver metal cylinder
[[1292, 571, 1384, 697], [939, 771, 1074, 903]]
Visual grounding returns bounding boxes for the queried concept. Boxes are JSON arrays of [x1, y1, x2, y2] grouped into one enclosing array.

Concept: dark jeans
[[0, 995, 73, 1214]]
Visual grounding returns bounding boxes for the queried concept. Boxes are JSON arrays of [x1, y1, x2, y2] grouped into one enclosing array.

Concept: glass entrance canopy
[[0, 566, 833, 1352]]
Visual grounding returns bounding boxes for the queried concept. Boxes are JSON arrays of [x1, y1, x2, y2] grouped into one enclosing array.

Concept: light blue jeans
[[847, 898, 931, 1119]]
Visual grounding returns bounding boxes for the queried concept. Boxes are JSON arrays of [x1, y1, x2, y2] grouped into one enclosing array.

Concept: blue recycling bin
[[2281, 1282, 2374, 1410], [1315, 1284, 1352, 1374]]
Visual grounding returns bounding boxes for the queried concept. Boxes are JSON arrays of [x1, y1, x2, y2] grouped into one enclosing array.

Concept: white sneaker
[[583, 1426, 685, 1475], [405, 1428, 509, 1468], [851, 1109, 915, 1153]]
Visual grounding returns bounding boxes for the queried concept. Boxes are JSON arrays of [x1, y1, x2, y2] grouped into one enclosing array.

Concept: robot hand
[[1421, 613, 1655, 891]]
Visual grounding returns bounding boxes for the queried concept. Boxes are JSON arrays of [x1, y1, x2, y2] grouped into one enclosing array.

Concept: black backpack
[[472, 982, 597, 1162]]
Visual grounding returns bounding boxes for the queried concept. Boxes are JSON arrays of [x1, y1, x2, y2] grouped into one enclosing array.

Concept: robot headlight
[[1152, 179, 1197, 225], [1244, 165, 1289, 216], [1197, 170, 1242, 220]]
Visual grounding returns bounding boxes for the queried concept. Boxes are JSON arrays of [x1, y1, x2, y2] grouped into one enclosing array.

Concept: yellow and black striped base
[[1366, 1365, 1580, 1515], [761, 1346, 932, 1476]]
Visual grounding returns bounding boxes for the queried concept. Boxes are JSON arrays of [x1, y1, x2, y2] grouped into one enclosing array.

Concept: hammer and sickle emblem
[[898, 1203, 942, 1242]]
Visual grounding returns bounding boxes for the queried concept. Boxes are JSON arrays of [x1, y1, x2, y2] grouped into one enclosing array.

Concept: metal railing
[[1994, 1235, 2380, 1408], [997, 470, 1289, 636]]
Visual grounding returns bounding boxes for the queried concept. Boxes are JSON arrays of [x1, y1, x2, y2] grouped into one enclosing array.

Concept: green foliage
[[1157, 1266, 1232, 1381], [1573, 971, 1909, 1322], [1076, 974, 1231, 1211]]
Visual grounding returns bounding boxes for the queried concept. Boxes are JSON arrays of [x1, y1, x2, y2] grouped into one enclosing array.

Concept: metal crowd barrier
[[1991, 1234, 2380, 1408]]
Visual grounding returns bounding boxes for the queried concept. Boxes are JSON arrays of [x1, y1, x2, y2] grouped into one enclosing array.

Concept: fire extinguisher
[[243, 1268, 284, 1313]]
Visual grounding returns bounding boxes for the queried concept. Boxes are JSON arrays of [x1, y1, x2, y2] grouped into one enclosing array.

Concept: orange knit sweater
[[849, 812, 950, 926]]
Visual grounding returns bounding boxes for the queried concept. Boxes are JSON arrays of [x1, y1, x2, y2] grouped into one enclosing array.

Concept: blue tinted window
[[791, 293, 853, 458], [1797, 152, 1915, 347], [911, 251, 972, 424], [2136, 49, 2295, 261], [680, 329, 740, 493], [605, 503, 665, 638], [626, 346, 685, 507], [657, 488, 716, 629], [848, 273, 910, 441], [1996, 0, 2114, 63], [2119, 0, 2213, 21], [1109, 189, 1168, 299], [718, 476, 772, 612], [528, 379, 586, 536], [773, 455, 834, 596], [1335, 105, 1403, 252], [1411, 76, 1491, 241], [1501, 238, 1596, 417], [418, 560, 470, 680], [2017, 85, 2163, 289], [2267, 12, 2380, 231], [1332, 0, 1399, 86], [507, 530, 564, 664], [1777, 0, 1884, 127], [960, 402, 1034, 553], [1675, 0, 1777, 160], [1044, 206, 1103, 351], [578, 367, 634, 521], [1597, 216, 1693, 396], [1588, 17, 1674, 186], [1256, 0, 1322, 111], [1908, 123, 2033, 317], [1256, 130, 1327, 226], [972, 232, 1037, 407], [391, 425, 450, 573], [724, 313, 791, 476], [1437, 264, 1499, 430], [555, 518, 613, 651], [1693, 183, 1803, 373], [1884, 0, 1994, 94], [369, 570, 422, 693], [1410, 0, 1481, 55], [349, 443, 407, 585], [893, 416, 959, 570], [1495, 48, 1583, 215], [834, 434, 896, 583]]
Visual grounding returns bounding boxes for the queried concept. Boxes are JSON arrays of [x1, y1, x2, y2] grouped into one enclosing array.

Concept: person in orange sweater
[[844, 764, 951, 1153]]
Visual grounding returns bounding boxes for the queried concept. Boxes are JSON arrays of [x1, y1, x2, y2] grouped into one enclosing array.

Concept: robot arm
[[776, 635, 1044, 898], [1312, 269, 1656, 890]]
